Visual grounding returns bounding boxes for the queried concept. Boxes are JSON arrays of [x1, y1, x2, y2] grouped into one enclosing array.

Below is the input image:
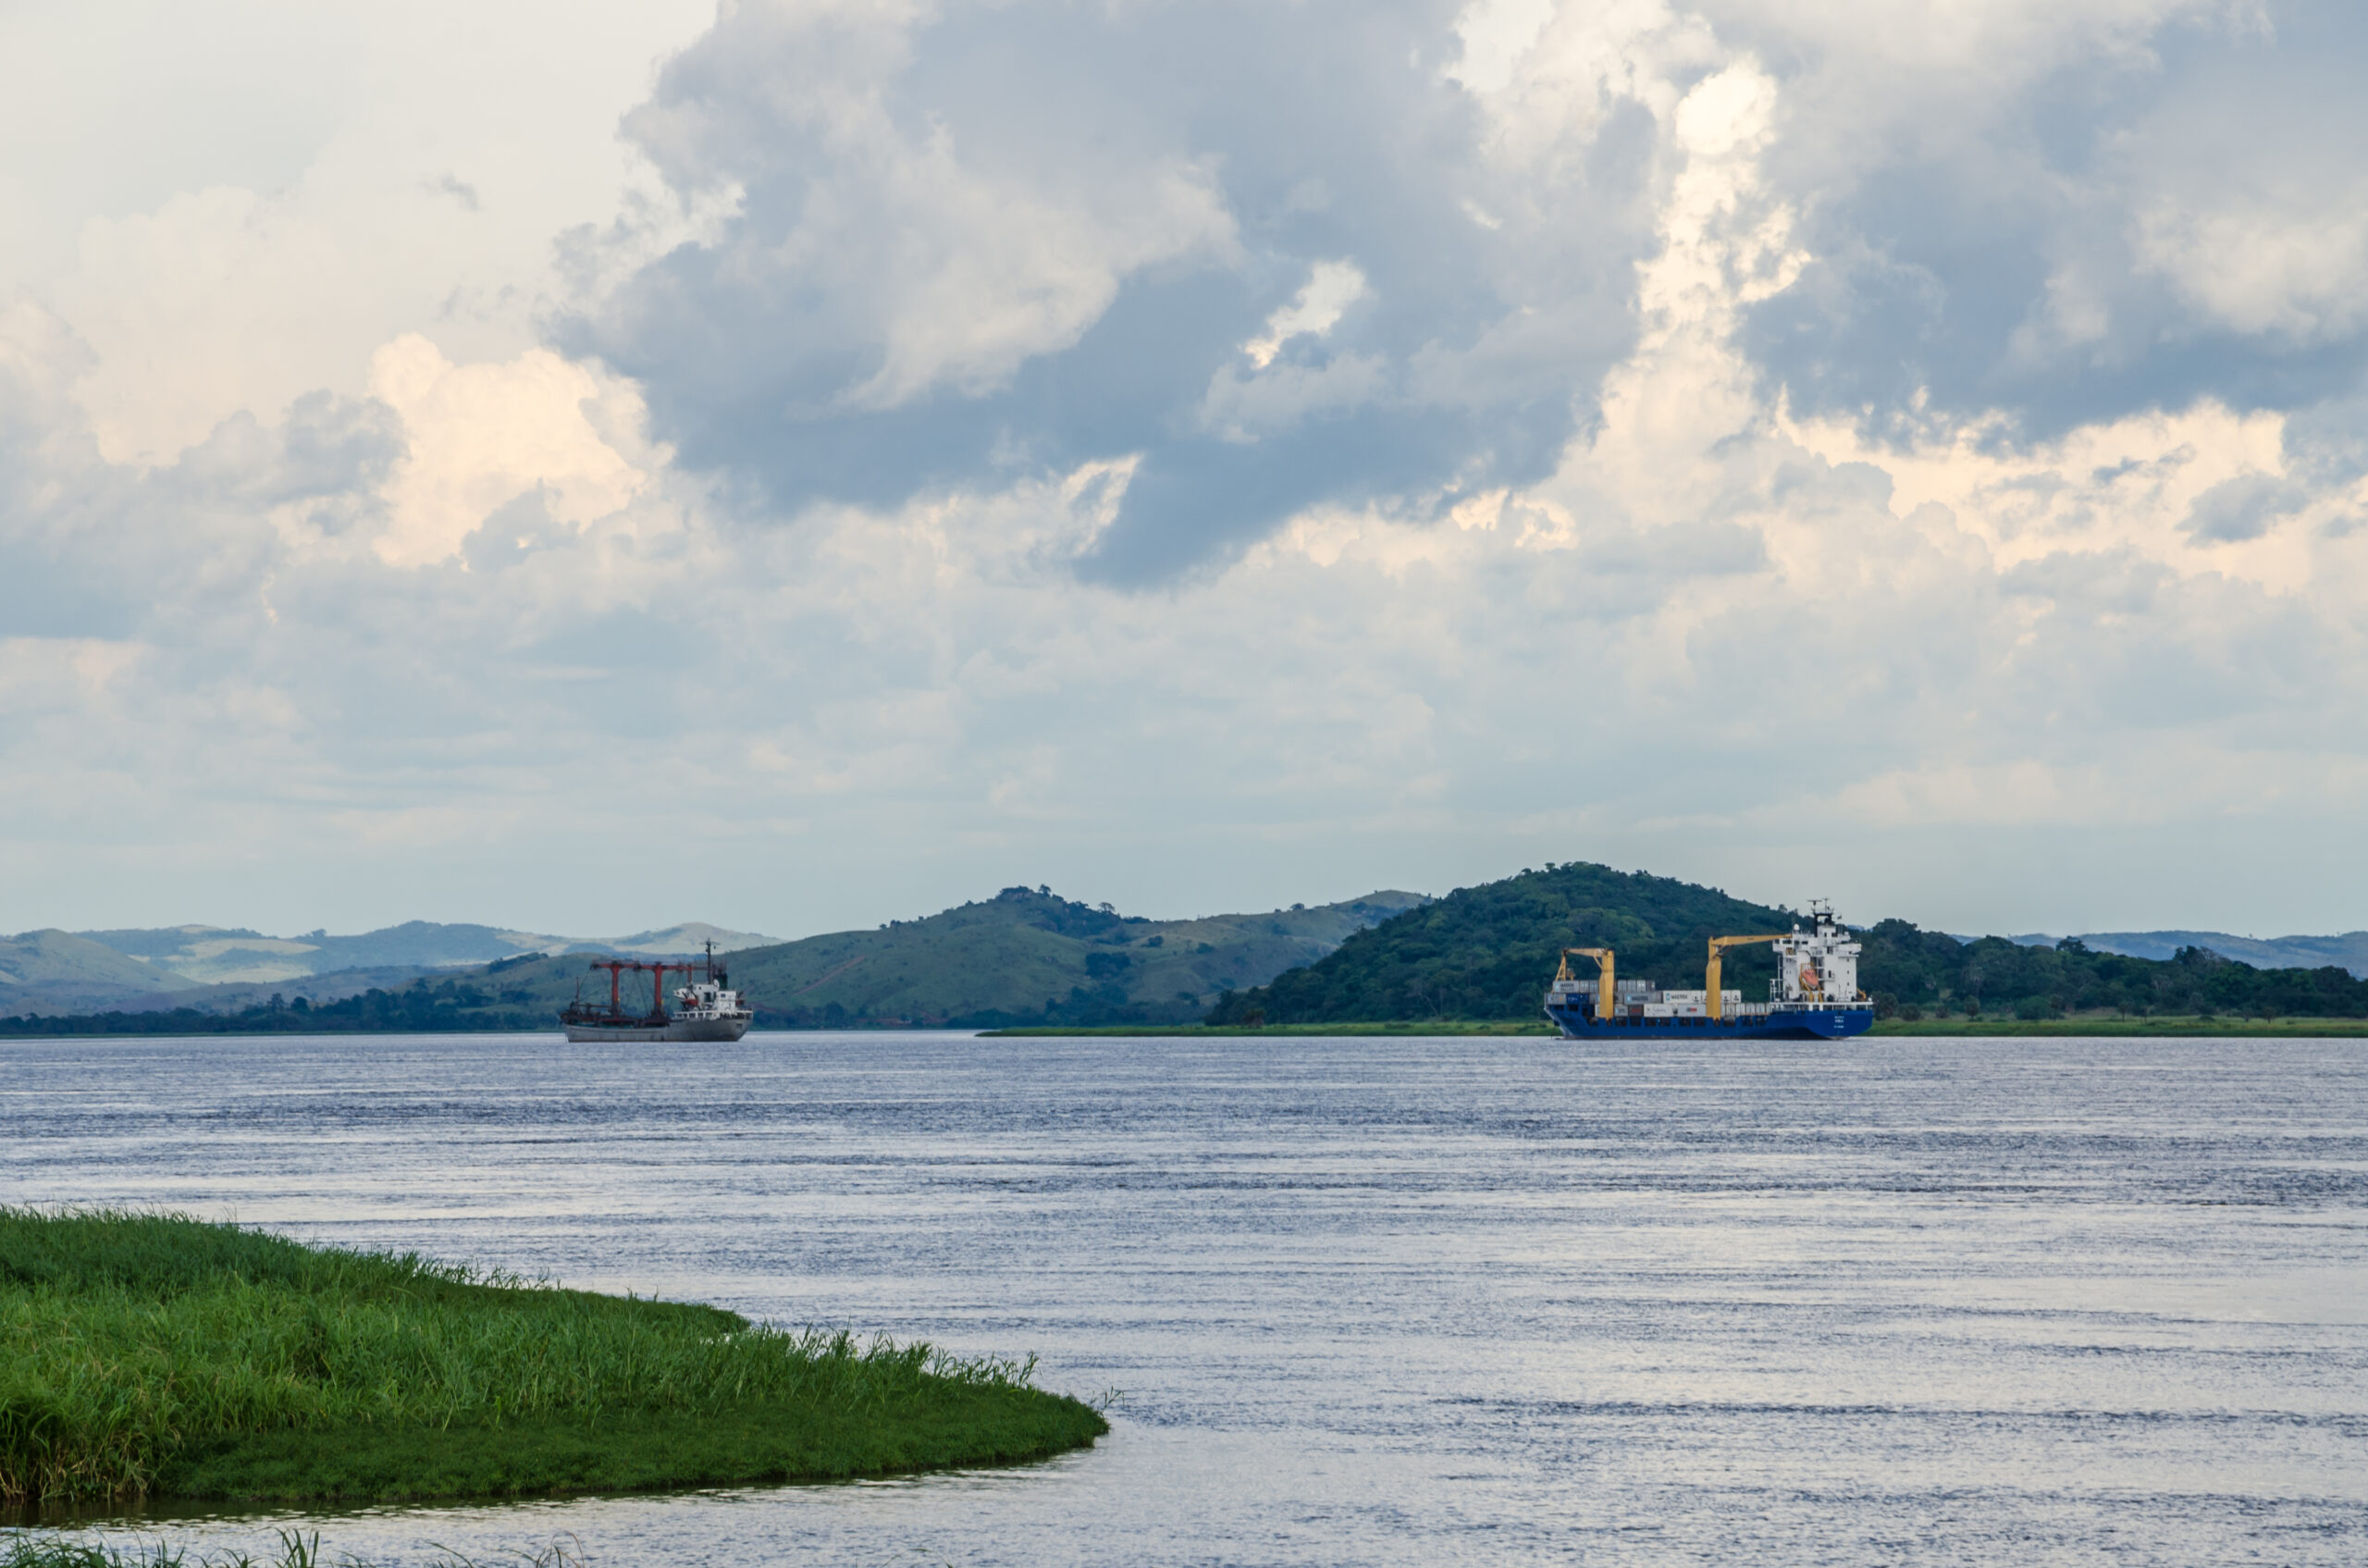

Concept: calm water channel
[[4, 1031, 2364, 1565]]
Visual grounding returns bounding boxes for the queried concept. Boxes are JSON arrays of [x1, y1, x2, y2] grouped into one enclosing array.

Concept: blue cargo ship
[[1544, 901, 1875, 1040]]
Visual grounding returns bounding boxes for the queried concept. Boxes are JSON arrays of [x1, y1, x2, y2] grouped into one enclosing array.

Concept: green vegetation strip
[[990, 1019, 2362, 1038], [982, 1021, 1554, 1036], [0, 1210, 1104, 1507], [1869, 1015, 2368, 1036]]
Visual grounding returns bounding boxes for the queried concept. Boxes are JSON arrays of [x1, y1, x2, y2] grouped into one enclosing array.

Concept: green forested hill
[[1205, 863, 1798, 1023], [1205, 861, 2368, 1024], [728, 886, 1428, 1026]]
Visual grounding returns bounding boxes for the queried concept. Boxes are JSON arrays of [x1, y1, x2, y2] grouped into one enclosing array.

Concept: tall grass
[[3, 1530, 586, 1568], [1, 1209, 1092, 1505]]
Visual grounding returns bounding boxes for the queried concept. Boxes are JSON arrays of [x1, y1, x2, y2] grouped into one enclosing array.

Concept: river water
[[3, 1031, 2364, 1566]]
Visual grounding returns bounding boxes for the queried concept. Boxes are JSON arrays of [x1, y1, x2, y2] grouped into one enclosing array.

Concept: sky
[[6, 0, 2368, 943]]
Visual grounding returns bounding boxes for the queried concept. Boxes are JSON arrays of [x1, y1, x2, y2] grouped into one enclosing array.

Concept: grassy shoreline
[[985, 1017, 2368, 1038], [1868, 1015, 2368, 1036], [0, 1211, 1104, 1508]]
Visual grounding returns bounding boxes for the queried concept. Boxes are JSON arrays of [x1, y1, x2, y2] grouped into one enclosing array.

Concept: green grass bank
[[0, 1210, 1104, 1508]]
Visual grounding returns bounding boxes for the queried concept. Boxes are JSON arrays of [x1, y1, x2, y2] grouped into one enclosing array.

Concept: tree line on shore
[[0, 978, 548, 1036]]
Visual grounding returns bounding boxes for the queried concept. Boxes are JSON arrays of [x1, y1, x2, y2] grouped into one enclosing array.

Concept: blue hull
[[1545, 1003, 1874, 1040]]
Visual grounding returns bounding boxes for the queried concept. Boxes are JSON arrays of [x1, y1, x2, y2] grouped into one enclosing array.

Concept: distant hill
[[62, 920, 786, 992], [433, 886, 1431, 1029], [0, 930, 201, 1015], [1999, 930, 2368, 978], [1211, 862, 2368, 1024]]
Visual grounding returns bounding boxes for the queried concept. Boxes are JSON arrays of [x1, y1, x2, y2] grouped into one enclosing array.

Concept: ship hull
[[1544, 1003, 1873, 1041], [561, 1015, 752, 1043]]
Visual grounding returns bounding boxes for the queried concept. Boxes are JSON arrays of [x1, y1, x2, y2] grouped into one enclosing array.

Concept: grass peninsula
[[0, 1210, 1104, 1508]]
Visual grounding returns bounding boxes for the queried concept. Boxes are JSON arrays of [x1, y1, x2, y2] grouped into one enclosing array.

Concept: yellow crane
[[1557, 946, 1614, 1020], [1706, 933, 1789, 1020]]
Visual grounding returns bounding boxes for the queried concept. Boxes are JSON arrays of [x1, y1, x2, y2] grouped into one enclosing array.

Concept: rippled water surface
[[6, 1031, 2365, 1565]]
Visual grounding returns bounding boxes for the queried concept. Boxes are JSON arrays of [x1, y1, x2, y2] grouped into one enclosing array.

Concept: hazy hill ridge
[[62, 920, 784, 988], [1211, 863, 2368, 1025], [0, 930, 207, 1016], [1, 920, 783, 1019], [2000, 930, 2368, 978]]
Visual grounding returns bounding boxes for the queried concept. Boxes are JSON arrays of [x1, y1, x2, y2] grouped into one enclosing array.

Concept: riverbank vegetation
[[0, 980, 546, 1038], [1869, 1013, 2368, 1036], [988, 1021, 1554, 1037], [0, 1210, 1104, 1507], [989, 1018, 2368, 1038]]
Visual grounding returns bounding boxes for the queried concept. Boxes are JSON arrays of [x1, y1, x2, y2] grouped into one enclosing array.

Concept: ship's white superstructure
[[1772, 911, 1861, 1008]]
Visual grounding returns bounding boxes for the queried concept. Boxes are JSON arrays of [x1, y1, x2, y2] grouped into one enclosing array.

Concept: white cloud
[[367, 335, 652, 568], [2137, 192, 2368, 342], [1240, 261, 1369, 370]]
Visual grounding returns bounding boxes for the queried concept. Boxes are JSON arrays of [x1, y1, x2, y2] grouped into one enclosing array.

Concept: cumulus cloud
[[366, 336, 651, 567], [561, 0, 1685, 580]]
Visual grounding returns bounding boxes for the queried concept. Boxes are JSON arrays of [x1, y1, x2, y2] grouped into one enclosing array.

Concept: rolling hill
[[450, 886, 1430, 1028], [0, 930, 202, 1015]]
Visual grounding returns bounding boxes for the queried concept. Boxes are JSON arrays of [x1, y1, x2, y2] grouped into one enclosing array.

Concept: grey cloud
[[176, 391, 404, 517], [561, 0, 1663, 582], [2181, 474, 2306, 542], [1734, 0, 2368, 439]]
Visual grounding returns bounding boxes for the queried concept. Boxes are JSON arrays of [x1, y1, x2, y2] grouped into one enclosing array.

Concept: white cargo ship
[[561, 942, 753, 1042]]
